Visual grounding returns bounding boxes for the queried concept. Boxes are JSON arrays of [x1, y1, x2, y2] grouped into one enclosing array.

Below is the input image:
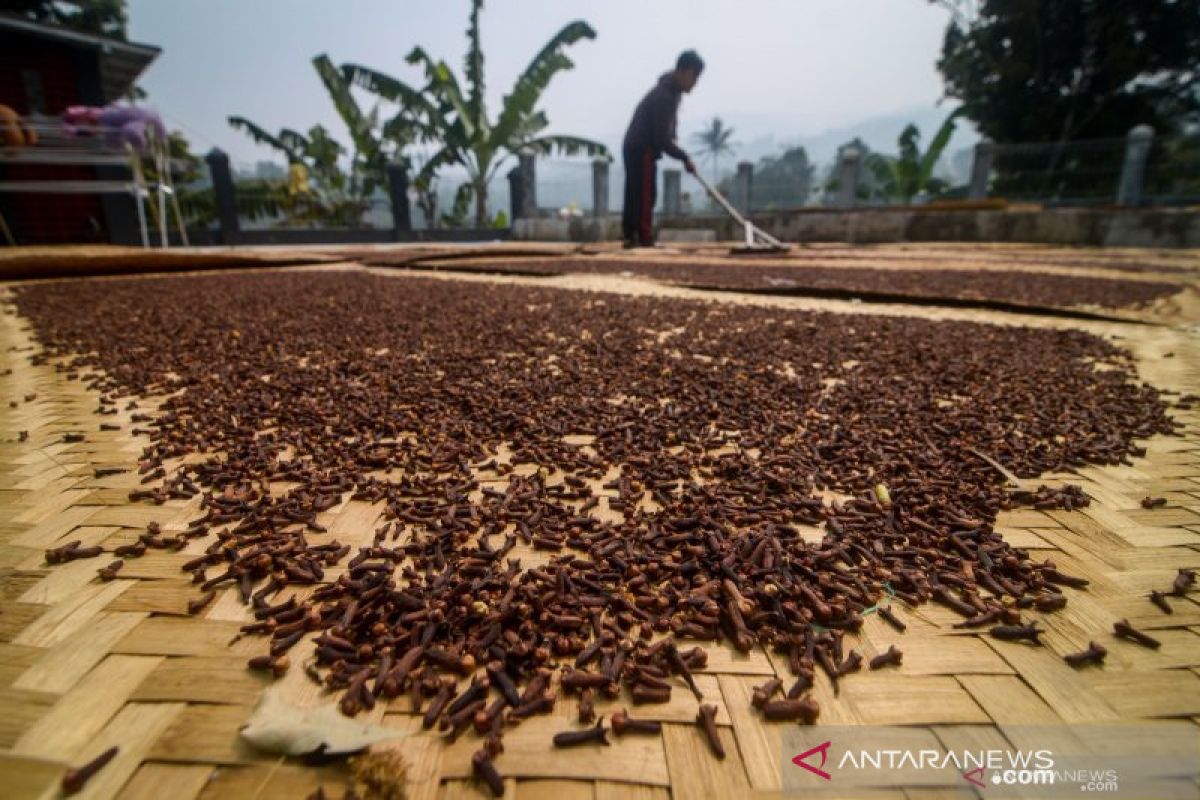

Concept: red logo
[[963, 767, 986, 788], [792, 741, 833, 780]]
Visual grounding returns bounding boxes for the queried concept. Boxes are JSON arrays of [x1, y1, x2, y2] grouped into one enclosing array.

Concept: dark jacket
[[623, 72, 688, 162]]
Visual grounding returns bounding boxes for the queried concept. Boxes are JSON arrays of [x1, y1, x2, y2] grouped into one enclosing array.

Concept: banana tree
[[225, 118, 369, 226], [865, 109, 962, 204], [343, 0, 608, 227], [229, 53, 429, 226]]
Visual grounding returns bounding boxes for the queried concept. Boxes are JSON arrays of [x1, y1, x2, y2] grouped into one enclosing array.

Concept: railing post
[[968, 139, 994, 200], [663, 169, 681, 216], [733, 161, 754, 212], [1116, 124, 1154, 207], [837, 147, 861, 208], [517, 148, 537, 218], [386, 162, 411, 236], [591, 156, 609, 218], [205, 148, 239, 245]]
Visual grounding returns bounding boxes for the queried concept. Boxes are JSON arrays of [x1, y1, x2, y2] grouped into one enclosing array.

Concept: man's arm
[[650, 93, 690, 164]]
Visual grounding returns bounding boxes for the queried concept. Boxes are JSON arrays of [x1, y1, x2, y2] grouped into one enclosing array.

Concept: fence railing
[[197, 124, 1196, 243], [986, 137, 1127, 206], [506, 125, 1197, 221]]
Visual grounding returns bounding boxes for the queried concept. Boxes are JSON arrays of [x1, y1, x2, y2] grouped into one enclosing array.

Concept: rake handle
[[690, 172, 784, 248]]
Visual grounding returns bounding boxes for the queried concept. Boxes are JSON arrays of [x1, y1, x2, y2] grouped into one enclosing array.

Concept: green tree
[[931, 0, 1200, 144], [229, 54, 428, 227], [691, 117, 737, 181], [12, 0, 144, 96], [226, 119, 371, 227], [343, 0, 608, 227], [9, 0, 128, 39], [754, 145, 815, 209], [864, 110, 961, 203], [154, 129, 286, 228], [823, 137, 875, 202]]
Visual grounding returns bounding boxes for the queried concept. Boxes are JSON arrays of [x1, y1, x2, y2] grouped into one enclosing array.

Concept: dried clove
[[1148, 590, 1173, 614], [868, 645, 903, 670], [751, 678, 783, 708], [696, 704, 725, 759], [1113, 619, 1160, 649], [610, 708, 662, 735], [762, 697, 820, 723], [876, 605, 906, 632], [472, 748, 505, 797], [552, 719, 609, 747], [1063, 642, 1107, 668], [61, 746, 119, 794], [989, 624, 1043, 645]]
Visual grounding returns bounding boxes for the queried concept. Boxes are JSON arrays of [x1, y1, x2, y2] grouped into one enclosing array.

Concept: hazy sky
[[127, 0, 962, 170]]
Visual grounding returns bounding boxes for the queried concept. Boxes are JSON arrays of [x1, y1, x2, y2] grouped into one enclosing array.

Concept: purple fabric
[[62, 105, 167, 153]]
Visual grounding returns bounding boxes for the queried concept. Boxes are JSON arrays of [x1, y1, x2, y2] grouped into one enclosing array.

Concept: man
[[622, 50, 703, 248]]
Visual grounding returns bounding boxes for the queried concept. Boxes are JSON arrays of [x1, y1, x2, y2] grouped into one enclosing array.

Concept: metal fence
[[751, 176, 814, 212], [1144, 134, 1200, 205], [988, 137, 1127, 205]]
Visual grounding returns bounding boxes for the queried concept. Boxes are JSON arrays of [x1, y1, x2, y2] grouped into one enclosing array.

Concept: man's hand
[[684, 158, 697, 175]]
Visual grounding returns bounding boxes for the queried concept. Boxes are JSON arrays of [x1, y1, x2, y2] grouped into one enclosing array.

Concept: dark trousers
[[622, 146, 657, 245]]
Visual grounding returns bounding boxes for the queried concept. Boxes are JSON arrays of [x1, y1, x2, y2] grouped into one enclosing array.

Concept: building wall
[[0, 32, 108, 244]]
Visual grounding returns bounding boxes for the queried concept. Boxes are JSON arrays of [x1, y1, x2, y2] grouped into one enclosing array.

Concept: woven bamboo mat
[[1, 247, 1199, 799]]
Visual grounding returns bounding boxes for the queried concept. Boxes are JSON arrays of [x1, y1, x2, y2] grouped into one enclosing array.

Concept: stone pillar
[[968, 139, 994, 200], [386, 162, 411, 236], [733, 161, 754, 212], [516, 148, 537, 218], [205, 148, 240, 245], [507, 166, 523, 223], [1116, 124, 1154, 207], [663, 169, 682, 216], [837, 147, 862, 208], [592, 156, 609, 218]]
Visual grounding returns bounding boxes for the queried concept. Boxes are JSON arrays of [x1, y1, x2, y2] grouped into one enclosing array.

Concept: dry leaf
[[351, 747, 409, 800], [239, 688, 404, 756]]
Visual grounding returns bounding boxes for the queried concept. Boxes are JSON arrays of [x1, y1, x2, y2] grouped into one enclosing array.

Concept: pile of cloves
[[12, 271, 1180, 791]]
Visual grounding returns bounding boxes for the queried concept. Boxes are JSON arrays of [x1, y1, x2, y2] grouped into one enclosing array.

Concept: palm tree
[[342, 0, 608, 227], [691, 117, 737, 180], [865, 110, 962, 204]]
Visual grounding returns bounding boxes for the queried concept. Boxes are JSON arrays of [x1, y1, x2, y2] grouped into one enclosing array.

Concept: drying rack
[[0, 117, 189, 247]]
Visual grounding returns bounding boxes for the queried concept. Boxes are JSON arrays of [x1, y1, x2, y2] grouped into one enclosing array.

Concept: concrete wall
[[512, 218, 608, 242], [512, 208, 1200, 249], [176, 227, 511, 248]]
